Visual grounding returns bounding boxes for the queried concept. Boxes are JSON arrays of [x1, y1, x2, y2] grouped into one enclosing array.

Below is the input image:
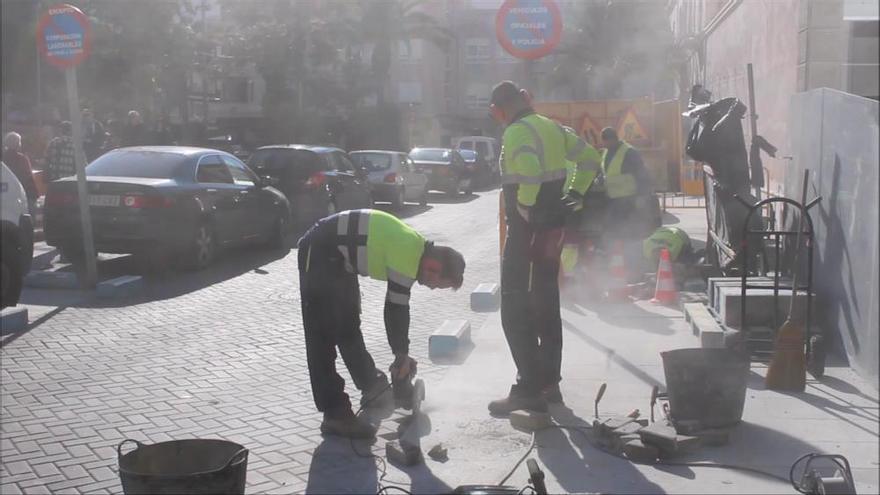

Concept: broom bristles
[[765, 319, 806, 391]]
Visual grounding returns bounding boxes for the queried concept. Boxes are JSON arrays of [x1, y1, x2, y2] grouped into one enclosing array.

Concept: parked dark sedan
[[458, 149, 499, 189], [44, 147, 291, 270], [248, 145, 373, 230], [409, 147, 471, 196]]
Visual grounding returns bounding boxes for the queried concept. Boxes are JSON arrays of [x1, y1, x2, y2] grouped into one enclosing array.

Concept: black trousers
[[500, 217, 564, 396], [297, 234, 382, 414]]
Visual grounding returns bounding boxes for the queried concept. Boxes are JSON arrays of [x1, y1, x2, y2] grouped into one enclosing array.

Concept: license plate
[[88, 194, 120, 207]]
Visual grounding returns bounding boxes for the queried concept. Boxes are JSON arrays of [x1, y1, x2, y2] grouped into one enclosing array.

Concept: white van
[[1, 162, 34, 308], [453, 136, 499, 166]]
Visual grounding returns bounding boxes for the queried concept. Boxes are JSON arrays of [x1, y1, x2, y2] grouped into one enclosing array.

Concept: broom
[[765, 169, 809, 391]]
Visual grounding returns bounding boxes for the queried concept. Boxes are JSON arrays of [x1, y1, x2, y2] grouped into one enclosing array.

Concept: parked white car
[[350, 150, 429, 209], [1, 162, 34, 308]]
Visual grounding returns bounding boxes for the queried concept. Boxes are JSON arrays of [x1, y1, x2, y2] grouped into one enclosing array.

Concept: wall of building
[[789, 88, 879, 390], [699, 0, 801, 195]]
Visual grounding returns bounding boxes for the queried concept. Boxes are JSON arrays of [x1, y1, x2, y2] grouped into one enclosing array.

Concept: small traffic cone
[[605, 241, 630, 302], [651, 247, 678, 305]]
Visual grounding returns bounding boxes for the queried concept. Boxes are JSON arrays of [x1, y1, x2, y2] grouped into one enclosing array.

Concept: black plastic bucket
[[660, 348, 750, 428], [118, 439, 248, 495]]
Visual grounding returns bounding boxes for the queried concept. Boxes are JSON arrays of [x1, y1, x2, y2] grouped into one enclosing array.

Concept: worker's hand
[[390, 355, 417, 381], [562, 190, 584, 213], [516, 203, 531, 223]]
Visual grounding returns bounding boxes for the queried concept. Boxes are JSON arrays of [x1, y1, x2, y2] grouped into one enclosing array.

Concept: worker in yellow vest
[[600, 127, 660, 279], [488, 81, 601, 414]]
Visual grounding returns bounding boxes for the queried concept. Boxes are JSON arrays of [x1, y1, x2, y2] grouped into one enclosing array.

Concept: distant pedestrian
[[45, 121, 77, 181], [3, 131, 39, 209], [153, 117, 174, 145], [81, 108, 107, 161], [120, 110, 148, 147]]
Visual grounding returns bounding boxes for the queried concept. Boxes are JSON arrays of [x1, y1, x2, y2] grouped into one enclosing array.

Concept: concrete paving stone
[[11, 441, 40, 454], [41, 442, 70, 456], [0, 483, 23, 495], [89, 466, 117, 482], [47, 476, 99, 492], [0, 473, 37, 485], [77, 480, 121, 494], [17, 474, 63, 489], [4, 461, 32, 475], [32, 463, 61, 477], [247, 481, 283, 494]]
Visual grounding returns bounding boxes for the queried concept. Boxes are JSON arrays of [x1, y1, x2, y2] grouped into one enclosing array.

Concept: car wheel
[[187, 222, 216, 270], [269, 213, 289, 250], [446, 181, 460, 197], [1, 241, 23, 309], [392, 187, 405, 210]]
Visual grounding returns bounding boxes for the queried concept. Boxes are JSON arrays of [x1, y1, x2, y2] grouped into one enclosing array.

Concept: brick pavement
[[0, 191, 502, 494]]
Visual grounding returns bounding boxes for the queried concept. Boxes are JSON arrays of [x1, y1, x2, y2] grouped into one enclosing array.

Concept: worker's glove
[[390, 355, 417, 381], [562, 190, 584, 213]]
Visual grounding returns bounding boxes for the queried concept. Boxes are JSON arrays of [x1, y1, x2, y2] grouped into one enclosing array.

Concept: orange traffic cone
[[606, 241, 630, 302], [651, 247, 678, 305]]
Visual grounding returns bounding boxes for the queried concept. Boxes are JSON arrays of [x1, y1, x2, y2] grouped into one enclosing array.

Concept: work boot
[[541, 384, 564, 404], [488, 386, 548, 416], [320, 408, 377, 439], [360, 373, 393, 409]]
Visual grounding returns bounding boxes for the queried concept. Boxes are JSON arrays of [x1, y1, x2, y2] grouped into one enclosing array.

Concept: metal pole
[[746, 63, 761, 200], [65, 68, 97, 288]]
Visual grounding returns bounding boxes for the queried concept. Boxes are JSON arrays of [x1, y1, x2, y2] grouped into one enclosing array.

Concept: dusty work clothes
[[500, 110, 601, 395], [297, 209, 425, 412], [643, 226, 691, 264]]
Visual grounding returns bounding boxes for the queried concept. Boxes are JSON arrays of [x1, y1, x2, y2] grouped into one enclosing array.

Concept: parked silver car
[[350, 151, 429, 208]]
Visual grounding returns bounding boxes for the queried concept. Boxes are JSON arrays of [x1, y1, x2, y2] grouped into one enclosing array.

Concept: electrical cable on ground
[[494, 422, 791, 487]]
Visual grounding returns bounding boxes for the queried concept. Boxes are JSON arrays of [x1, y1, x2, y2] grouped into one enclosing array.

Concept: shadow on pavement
[[661, 211, 681, 225], [545, 405, 667, 494], [562, 317, 665, 389], [562, 297, 677, 336], [47, 243, 293, 309], [0, 305, 66, 348], [305, 410, 450, 494]]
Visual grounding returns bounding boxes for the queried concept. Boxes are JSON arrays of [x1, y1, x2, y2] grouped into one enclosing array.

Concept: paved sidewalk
[[2, 199, 877, 494]]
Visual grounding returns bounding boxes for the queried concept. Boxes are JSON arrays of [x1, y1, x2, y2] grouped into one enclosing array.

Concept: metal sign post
[[38, 4, 97, 287]]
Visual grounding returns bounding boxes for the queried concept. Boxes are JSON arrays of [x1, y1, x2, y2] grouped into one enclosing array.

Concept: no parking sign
[[495, 0, 562, 60], [36, 4, 98, 287], [37, 4, 92, 69]]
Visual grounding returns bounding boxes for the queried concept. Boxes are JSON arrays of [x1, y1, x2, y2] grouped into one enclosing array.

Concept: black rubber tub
[[661, 347, 750, 428], [118, 439, 248, 495]]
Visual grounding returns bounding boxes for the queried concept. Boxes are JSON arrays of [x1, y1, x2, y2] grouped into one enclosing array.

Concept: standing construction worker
[[297, 209, 465, 438], [599, 127, 660, 276], [488, 81, 601, 414]]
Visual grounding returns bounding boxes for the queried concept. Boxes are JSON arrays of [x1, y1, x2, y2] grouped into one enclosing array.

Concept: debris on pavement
[[427, 443, 449, 462]]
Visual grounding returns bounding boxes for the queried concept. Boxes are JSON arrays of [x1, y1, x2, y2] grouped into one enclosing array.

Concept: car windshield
[[351, 152, 392, 171], [85, 150, 188, 179], [459, 150, 477, 162], [410, 149, 451, 162], [248, 149, 323, 176]]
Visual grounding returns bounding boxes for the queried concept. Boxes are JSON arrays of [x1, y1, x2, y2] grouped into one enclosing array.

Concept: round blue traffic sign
[[37, 4, 92, 69], [495, 0, 563, 60]]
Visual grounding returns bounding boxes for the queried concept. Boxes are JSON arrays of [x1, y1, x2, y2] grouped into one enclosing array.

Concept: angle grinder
[[391, 357, 425, 413]]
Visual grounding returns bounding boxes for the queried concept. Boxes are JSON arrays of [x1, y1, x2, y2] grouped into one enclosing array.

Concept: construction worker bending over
[[599, 127, 661, 279], [297, 209, 465, 438], [488, 81, 601, 414]]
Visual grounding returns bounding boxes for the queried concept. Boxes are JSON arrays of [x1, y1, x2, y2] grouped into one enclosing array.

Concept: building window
[[222, 77, 251, 103], [398, 39, 423, 61], [465, 83, 490, 109], [398, 82, 423, 104], [465, 38, 491, 62]]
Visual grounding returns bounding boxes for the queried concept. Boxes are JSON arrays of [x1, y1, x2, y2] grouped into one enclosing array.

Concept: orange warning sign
[[616, 107, 649, 143], [578, 112, 603, 148]]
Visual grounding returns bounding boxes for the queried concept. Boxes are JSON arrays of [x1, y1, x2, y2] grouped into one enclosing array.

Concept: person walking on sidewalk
[[44, 121, 77, 182], [487, 81, 601, 415], [3, 132, 39, 211], [297, 209, 465, 438]]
